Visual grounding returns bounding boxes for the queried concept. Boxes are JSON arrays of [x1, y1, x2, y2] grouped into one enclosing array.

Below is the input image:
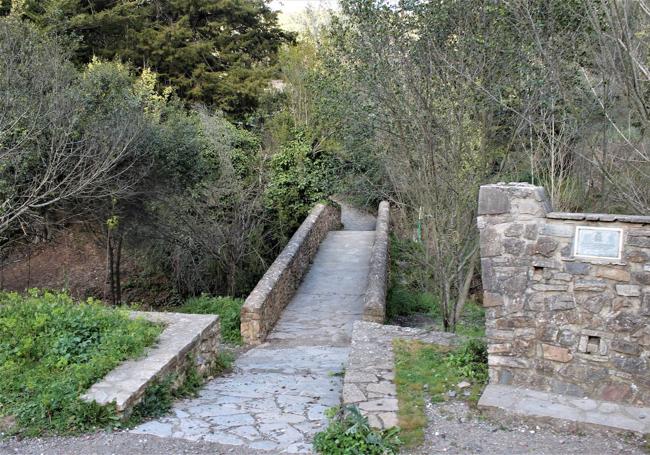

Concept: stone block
[[531, 237, 558, 257], [632, 272, 650, 285], [642, 293, 650, 316], [564, 262, 591, 275], [550, 379, 585, 397], [611, 340, 639, 355], [540, 223, 575, 238], [625, 249, 649, 263], [483, 292, 504, 308], [612, 356, 648, 375], [524, 224, 538, 240], [616, 285, 641, 297], [600, 383, 632, 402], [480, 227, 503, 257], [628, 235, 650, 248], [551, 272, 572, 282], [478, 186, 511, 215], [342, 383, 366, 403], [503, 238, 526, 256], [608, 312, 644, 333], [532, 283, 568, 292], [580, 294, 608, 314], [575, 279, 608, 292], [550, 295, 576, 311], [504, 223, 524, 237], [558, 329, 576, 347], [487, 343, 512, 354], [488, 355, 529, 368], [542, 344, 573, 362], [596, 267, 631, 282]]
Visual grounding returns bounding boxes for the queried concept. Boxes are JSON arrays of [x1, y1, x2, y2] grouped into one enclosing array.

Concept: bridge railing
[[240, 202, 342, 345], [363, 201, 390, 323]]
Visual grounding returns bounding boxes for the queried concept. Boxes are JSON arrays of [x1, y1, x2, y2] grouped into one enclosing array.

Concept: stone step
[[479, 384, 650, 434]]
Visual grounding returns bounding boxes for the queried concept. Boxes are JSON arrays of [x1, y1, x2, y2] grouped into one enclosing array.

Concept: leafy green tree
[[9, 0, 292, 118]]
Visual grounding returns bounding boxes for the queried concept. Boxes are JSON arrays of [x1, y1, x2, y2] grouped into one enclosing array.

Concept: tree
[[0, 19, 146, 241], [9, 0, 293, 118]]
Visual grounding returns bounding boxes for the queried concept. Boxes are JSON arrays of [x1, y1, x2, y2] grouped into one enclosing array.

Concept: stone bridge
[[133, 201, 390, 452]]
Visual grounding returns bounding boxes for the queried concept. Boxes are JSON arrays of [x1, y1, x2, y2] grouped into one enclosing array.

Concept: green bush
[[0, 290, 162, 436], [265, 129, 340, 233], [313, 405, 401, 455], [177, 295, 244, 344]]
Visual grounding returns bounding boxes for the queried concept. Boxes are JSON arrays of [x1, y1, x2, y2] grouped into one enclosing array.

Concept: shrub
[[265, 129, 340, 233], [313, 405, 401, 454], [0, 290, 162, 435], [177, 295, 244, 344]]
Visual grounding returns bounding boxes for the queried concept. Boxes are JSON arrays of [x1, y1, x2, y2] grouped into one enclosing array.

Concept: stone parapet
[[82, 311, 220, 417], [240, 202, 342, 345], [477, 182, 650, 408], [363, 201, 390, 323]]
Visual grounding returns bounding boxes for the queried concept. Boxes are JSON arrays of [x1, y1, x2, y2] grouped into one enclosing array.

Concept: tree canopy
[[8, 0, 293, 118]]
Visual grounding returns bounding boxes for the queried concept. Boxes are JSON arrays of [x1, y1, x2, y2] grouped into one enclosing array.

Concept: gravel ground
[[403, 400, 648, 455], [0, 432, 266, 455]]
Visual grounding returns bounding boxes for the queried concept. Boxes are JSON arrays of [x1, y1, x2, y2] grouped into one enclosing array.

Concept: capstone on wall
[[477, 183, 650, 405]]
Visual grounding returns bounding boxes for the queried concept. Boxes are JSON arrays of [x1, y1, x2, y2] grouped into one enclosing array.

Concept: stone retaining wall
[[240, 202, 342, 345], [477, 183, 650, 406], [82, 311, 220, 417], [363, 201, 390, 323]]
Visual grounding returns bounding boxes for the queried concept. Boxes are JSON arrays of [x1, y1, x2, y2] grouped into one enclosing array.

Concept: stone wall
[[477, 183, 650, 406], [240, 202, 342, 345], [82, 311, 220, 416], [363, 201, 390, 323]]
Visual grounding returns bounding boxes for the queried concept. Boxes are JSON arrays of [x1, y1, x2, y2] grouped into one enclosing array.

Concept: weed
[[313, 405, 402, 454]]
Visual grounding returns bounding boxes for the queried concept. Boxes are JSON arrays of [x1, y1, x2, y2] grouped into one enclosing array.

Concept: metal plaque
[[574, 226, 623, 259]]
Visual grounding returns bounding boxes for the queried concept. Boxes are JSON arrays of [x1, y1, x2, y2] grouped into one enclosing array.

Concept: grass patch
[[313, 405, 402, 454], [394, 338, 488, 446], [177, 295, 244, 344], [0, 290, 162, 436]]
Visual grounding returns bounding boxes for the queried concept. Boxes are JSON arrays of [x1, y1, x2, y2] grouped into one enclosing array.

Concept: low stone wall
[[343, 321, 459, 429], [241, 202, 342, 345], [363, 201, 390, 323], [477, 183, 650, 406], [82, 311, 220, 417]]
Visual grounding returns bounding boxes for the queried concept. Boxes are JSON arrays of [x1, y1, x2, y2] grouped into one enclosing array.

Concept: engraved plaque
[[574, 226, 622, 259]]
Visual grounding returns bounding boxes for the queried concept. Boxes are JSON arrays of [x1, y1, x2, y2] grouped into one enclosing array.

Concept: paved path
[[133, 205, 375, 453]]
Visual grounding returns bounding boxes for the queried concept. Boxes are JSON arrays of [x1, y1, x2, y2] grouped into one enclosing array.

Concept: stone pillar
[[477, 183, 552, 387]]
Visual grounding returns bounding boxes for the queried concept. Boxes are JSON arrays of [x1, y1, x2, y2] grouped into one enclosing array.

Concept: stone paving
[[133, 206, 376, 453]]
